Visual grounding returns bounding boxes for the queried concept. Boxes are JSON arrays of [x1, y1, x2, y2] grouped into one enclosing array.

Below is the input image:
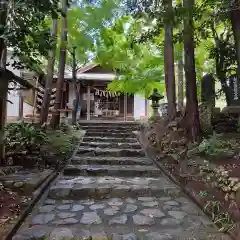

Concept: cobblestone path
[[14, 122, 230, 240]]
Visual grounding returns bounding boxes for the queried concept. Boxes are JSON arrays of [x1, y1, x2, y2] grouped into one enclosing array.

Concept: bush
[[72, 122, 82, 130], [198, 132, 228, 155], [59, 122, 70, 133], [4, 122, 48, 152]]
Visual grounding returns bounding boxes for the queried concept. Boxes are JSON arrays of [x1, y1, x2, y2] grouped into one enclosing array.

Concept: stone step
[[82, 128, 133, 133], [80, 141, 142, 149], [78, 121, 139, 126], [48, 176, 178, 200], [12, 208, 225, 240], [77, 147, 145, 157], [64, 164, 160, 177], [13, 193, 229, 240], [85, 131, 136, 138], [83, 136, 138, 143], [71, 156, 152, 165], [80, 125, 139, 131]]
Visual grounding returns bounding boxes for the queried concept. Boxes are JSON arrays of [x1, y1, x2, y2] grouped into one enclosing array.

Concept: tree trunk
[[163, 0, 176, 120], [0, 79, 7, 165], [40, 18, 58, 125], [177, 48, 184, 113], [183, 0, 200, 141], [50, 0, 68, 128], [0, 1, 8, 165], [72, 47, 81, 125], [230, 0, 240, 91]]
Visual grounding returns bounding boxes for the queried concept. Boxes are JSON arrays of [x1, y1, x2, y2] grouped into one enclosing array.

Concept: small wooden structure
[[0, 68, 33, 164], [53, 64, 135, 122]]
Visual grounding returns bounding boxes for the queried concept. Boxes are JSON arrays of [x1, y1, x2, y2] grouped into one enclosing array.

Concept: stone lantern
[[148, 88, 164, 118]]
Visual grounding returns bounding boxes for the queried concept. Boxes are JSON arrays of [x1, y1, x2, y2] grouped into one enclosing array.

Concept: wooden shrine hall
[[53, 64, 148, 121]]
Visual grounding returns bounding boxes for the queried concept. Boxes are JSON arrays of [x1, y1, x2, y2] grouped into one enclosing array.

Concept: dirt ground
[[0, 187, 31, 238]]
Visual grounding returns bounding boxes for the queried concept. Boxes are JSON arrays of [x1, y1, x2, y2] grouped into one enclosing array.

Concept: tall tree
[[49, 1, 119, 124], [163, 0, 176, 120], [51, 0, 68, 128], [0, 0, 61, 163], [177, 48, 184, 113], [40, 18, 58, 124], [0, 0, 9, 164], [71, 46, 81, 124], [230, 0, 240, 90], [183, 0, 200, 141], [6, 0, 60, 71]]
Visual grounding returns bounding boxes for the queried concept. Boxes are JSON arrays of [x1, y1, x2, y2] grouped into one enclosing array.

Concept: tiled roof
[[76, 63, 98, 73]]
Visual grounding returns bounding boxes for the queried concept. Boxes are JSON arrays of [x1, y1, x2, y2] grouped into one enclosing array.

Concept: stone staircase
[[13, 122, 230, 240], [49, 122, 172, 201], [212, 114, 238, 133]]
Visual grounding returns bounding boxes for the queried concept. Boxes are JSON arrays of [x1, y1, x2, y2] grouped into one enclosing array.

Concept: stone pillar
[[199, 103, 213, 134], [201, 73, 215, 106], [87, 85, 90, 121], [200, 74, 215, 134], [151, 102, 160, 119], [145, 99, 148, 118]]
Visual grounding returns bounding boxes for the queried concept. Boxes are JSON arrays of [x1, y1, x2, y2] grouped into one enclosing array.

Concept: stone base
[[151, 103, 160, 119], [150, 115, 162, 122]]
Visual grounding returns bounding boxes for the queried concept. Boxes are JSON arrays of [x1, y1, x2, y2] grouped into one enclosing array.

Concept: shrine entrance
[[78, 81, 134, 121], [63, 63, 135, 121]]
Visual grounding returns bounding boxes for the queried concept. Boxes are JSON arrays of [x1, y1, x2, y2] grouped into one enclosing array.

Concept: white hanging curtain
[[91, 86, 117, 98]]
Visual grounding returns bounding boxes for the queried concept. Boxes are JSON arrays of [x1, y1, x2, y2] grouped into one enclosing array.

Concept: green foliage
[[59, 122, 70, 133], [198, 132, 227, 155], [96, 16, 165, 97], [54, 0, 119, 70], [204, 200, 236, 233], [126, 0, 239, 105], [198, 132, 238, 157], [46, 129, 75, 154], [5, 0, 61, 72], [72, 122, 82, 130], [198, 190, 208, 198], [204, 200, 221, 220], [4, 122, 48, 151]]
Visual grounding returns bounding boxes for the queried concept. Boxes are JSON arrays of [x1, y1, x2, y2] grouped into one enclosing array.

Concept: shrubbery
[[4, 122, 48, 153]]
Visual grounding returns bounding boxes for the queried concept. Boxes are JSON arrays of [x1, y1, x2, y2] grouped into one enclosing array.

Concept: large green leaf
[[54, 0, 119, 70], [95, 16, 165, 96]]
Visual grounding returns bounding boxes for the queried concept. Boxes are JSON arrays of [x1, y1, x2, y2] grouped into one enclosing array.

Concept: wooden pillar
[[124, 94, 127, 121], [77, 83, 81, 119], [18, 92, 23, 120], [87, 85, 91, 120], [0, 79, 8, 165]]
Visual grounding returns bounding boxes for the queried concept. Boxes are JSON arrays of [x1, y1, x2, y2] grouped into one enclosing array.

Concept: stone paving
[[13, 122, 230, 240]]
